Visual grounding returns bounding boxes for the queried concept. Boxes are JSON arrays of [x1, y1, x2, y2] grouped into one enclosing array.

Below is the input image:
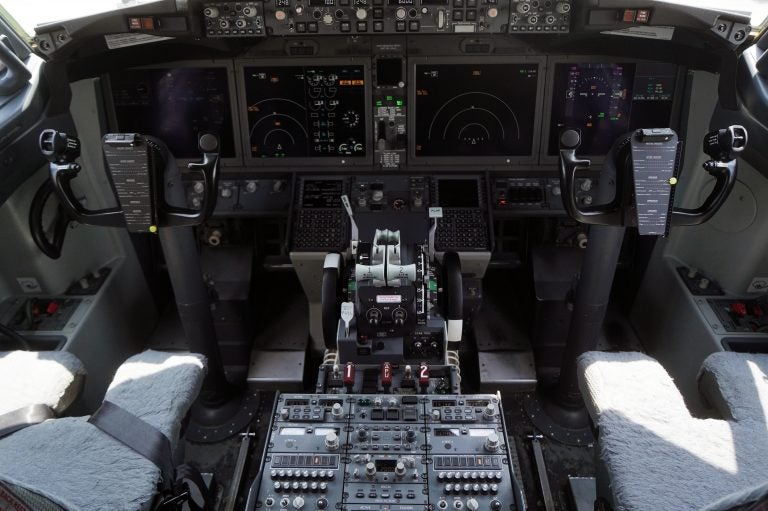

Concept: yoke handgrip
[[558, 129, 623, 226]]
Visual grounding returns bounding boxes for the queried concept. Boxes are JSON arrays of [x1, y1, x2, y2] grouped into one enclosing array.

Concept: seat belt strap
[[0, 404, 54, 439], [88, 401, 175, 486]]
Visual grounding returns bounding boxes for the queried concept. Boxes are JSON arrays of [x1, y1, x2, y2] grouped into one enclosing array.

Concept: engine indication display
[[548, 62, 678, 156], [243, 65, 367, 159], [414, 63, 539, 158], [110, 67, 235, 159]]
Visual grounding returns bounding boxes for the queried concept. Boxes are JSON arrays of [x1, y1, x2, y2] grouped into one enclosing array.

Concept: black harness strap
[[88, 401, 175, 485], [0, 404, 54, 439], [87, 400, 211, 510]]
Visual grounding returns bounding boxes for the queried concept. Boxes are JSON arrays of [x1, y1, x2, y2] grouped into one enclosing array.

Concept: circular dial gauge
[[341, 110, 360, 128]]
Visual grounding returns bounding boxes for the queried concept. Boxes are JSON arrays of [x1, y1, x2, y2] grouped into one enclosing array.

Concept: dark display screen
[[110, 67, 235, 159], [302, 180, 343, 208], [414, 63, 539, 157], [548, 62, 677, 156], [438, 179, 479, 207], [243, 66, 367, 159]]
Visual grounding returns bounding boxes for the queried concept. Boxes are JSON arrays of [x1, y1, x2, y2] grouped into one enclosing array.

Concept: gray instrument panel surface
[[253, 393, 524, 510]]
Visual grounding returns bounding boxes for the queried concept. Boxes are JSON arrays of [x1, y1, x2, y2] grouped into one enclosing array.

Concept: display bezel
[[236, 58, 373, 168], [539, 55, 687, 166], [102, 60, 243, 168], [408, 55, 546, 168]]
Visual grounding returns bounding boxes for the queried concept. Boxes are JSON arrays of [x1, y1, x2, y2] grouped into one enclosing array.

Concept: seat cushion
[[0, 350, 86, 416], [0, 350, 206, 511], [699, 352, 768, 423], [579, 351, 768, 511], [577, 351, 691, 425]]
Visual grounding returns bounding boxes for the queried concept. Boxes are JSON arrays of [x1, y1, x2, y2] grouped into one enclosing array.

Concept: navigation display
[[548, 62, 678, 156], [243, 65, 367, 159], [414, 63, 539, 158], [110, 67, 235, 159]]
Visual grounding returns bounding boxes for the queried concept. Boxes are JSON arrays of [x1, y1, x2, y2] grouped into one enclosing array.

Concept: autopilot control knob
[[325, 431, 339, 451], [356, 8, 367, 19], [292, 496, 305, 510], [395, 461, 406, 477], [466, 499, 479, 511], [365, 462, 376, 477], [332, 403, 344, 419], [483, 403, 496, 419], [484, 432, 500, 452], [316, 498, 328, 510]]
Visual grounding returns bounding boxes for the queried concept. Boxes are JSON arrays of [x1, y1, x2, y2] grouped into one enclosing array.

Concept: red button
[[46, 301, 60, 315], [731, 302, 747, 317]]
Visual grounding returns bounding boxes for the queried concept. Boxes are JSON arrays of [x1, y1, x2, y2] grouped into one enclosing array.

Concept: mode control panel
[[250, 393, 524, 511], [508, 0, 570, 32], [262, 0, 510, 34], [203, 2, 265, 36]]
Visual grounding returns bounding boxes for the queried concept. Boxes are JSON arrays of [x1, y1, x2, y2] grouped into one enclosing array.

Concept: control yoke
[[558, 125, 746, 232], [39, 130, 220, 232]]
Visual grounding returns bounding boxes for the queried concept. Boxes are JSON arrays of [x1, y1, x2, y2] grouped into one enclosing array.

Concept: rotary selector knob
[[483, 403, 496, 419], [395, 461, 406, 477], [484, 432, 500, 452], [292, 496, 305, 509], [332, 402, 344, 418], [466, 499, 479, 511], [356, 8, 367, 19], [396, 7, 407, 19], [325, 431, 339, 451], [365, 462, 376, 477]]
